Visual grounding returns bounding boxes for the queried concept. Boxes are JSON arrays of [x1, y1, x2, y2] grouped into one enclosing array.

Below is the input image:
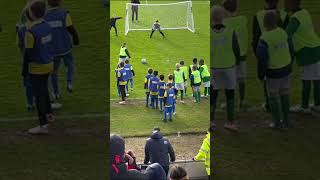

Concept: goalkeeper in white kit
[[150, 20, 165, 38]]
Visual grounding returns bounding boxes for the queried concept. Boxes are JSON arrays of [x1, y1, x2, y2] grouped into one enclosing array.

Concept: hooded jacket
[[144, 131, 175, 167]]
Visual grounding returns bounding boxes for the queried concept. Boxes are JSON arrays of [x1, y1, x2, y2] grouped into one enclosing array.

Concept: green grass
[[110, 0, 210, 136], [212, 0, 320, 179], [0, 1, 108, 179], [0, 0, 107, 118], [110, 0, 210, 98]]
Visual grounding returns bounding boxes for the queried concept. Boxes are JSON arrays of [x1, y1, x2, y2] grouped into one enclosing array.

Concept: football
[[141, 58, 147, 64]]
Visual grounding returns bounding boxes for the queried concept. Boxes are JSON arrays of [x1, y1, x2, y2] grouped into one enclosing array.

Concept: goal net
[[125, 1, 195, 35]]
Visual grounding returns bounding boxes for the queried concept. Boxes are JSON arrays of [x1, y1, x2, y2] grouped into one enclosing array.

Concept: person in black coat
[[110, 134, 148, 180], [144, 127, 175, 175]]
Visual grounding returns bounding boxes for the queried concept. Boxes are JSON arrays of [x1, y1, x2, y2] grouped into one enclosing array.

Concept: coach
[[131, 0, 140, 22]]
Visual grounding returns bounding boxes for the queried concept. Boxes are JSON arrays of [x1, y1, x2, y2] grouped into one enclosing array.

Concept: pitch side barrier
[[138, 160, 208, 180]]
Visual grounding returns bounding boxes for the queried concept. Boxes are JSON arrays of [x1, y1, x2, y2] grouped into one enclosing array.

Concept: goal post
[[125, 1, 195, 35]]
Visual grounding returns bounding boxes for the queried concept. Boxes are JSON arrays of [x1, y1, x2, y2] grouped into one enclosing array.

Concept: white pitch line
[[0, 113, 108, 123]]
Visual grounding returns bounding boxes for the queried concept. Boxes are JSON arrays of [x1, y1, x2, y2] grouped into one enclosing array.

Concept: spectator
[[110, 134, 147, 180], [125, 150, 140, 170], [144, 127, 175, 175], [131, 0, 140, 22], [169, 165, 189, 180], [144, 163, 166, 180]]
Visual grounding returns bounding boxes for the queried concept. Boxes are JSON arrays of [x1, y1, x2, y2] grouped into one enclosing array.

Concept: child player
[[149, 71, 160, 109], [158, 74, 166, 112], [167, 74, 177, 115], [189, 58, 199, 78], [252, 0, 286, 112], [256, 11, 293, 129], [23, 1, 54, 134], [199, 59, 210, 97], [190, 65, 201, 103], [223, 0, 249, 109], [117, 62, 128, 105], [124, 59, 135, 93], [163, 83, 175, 122], [17, 9, 34, 111], [45, 0, 79, 99], [180, 60, 189, 96], [285, 0, 320, 113], [144, 68, 153, 107], [115, 63, 121, 97], [174, 63, 185, 103], [211, 6, 240, 131]]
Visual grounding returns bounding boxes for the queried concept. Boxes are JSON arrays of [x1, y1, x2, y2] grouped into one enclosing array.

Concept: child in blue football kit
[[124, 59, 135, 92], [167, 74, 176, 115], [158, 74, 166, 112], [144, 68, 153, 107], [45, 0, 79, 99], [149, 71, 160, 109], [163, 83, 175, 122]]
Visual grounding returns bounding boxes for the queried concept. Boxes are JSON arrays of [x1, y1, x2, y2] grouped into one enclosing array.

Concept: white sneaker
[[290, 106, 312, 114], [51, 103, 63, 110], [28, 125, 49, 135], [173, 112, 176, 115], [119, 101, 126, 105], [180, 100, 185, 104], [126, 94, 130, 97]]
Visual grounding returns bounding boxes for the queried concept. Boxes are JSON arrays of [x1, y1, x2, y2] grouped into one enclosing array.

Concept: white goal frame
[[125, 1, 195, 35]]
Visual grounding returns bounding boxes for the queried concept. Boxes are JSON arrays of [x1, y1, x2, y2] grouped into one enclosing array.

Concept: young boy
[[256, 11, 293, 128], [17, 9, 34, 111], [158, 74, 166, 112], [252, 0, 286, 112], [211, 6, 240, 131], [115, 63, 121, 97], [23, 1, 54, 134], [179, 60, 189, 96], [190, 65, 202, 103], [144, 68, 153, 107], [223, 0, 249, 109], [199, 59, 210, 97], [149, 71, 160, 109], [163, 83, 175, 122], [124, 59, 135, 92], [173, 63, 185, 103], [285, 0, 320, 113], [45, 0, 79, 99], [150, 20, 165, 38], [189, 58, 199, 78], [117, 62, 128, 105], [167, 74, 176, 115]]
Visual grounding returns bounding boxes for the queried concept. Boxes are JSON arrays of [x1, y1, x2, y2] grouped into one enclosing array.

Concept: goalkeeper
[[150, 20, 165, 38]]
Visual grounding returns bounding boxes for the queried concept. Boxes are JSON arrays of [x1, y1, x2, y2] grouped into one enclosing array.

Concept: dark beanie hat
[[144, 163, 166, 180], [110, 134, 125, 162]]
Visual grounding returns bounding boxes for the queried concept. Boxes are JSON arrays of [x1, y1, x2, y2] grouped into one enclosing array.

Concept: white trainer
[[28, 125, 49, 135]]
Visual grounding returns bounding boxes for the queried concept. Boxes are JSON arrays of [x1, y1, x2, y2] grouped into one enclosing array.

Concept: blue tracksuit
[[158, 81, 166, 111], [45, 7, 74, 95], [149, 76, 160, 109], [164, 88, 175, 121], [124, 63, 134, 91]]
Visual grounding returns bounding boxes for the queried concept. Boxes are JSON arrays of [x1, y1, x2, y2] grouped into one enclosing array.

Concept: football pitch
[[110, 0, 211, 136]]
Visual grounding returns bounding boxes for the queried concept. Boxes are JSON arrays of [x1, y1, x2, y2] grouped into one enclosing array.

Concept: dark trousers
[[119, 85, 126, 101], [150, 30, 165, 38], [162, 165, 169, 176], [30, 73, 52, 126], [110, 25, 118, 36], [132, 6, 138, 21]]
